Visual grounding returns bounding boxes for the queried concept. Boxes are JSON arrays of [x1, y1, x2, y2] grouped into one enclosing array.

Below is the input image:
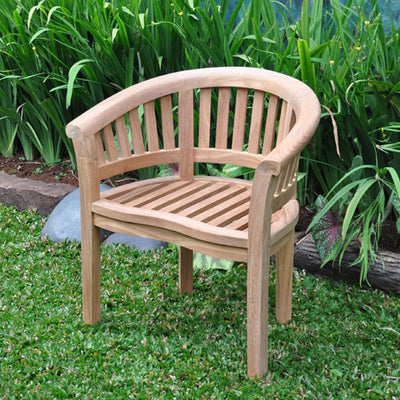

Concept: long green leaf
[[341, 178, 376, 239], [298, 38, 316, 92], [66, 59, 93, 109]]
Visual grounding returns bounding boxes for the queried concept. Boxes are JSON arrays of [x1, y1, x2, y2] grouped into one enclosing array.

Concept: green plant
[[289, 0, 399, 202], [309, 155, 400, 282]]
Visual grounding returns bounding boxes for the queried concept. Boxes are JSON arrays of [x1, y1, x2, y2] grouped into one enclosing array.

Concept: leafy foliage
[[310, 195, 342, 264], [309, 158, 400, 282], [1, 0, 399, 172]]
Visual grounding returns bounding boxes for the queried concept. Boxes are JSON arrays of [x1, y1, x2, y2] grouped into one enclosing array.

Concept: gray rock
[[0, 172, 75, 215], [104, 233, 168, 251], [41, 184, 111, 242]]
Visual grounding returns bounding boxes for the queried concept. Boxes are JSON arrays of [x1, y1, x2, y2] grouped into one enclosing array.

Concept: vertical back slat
[[128, 108, 145, 155], [277, 101, 295, 145], [231, 88, 248, 151], [215, 87, 230, 149], [275, 163, 289, 194], [144, 101, 159, 152], [288, 106, 296, 136], [248, 90, 265, 154], [285, 155, 299, 189], [102, 124, 118, 161], [282, 164, 292, 192], [198, 88, 212, 148], [274, 155, 299, 198], [160, 95, 176, 150], [262, 94, 279, 156], [179, 89, 194, 180], [95, 133, 106, 165], [115, 116, 131, 158]]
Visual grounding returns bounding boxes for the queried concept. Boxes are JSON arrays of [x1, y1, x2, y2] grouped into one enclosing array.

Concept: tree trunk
[[294, 233, 400, 294]]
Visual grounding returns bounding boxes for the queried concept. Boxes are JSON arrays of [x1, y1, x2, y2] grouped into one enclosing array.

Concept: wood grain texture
[[262, 94, 279, 155], [102, 124, 118, 161], [246, 161, 278, 377], [144, 101, 159, 152]]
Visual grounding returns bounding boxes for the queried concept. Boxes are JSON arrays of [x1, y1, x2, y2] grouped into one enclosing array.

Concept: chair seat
[[91, 176, 299, 256]]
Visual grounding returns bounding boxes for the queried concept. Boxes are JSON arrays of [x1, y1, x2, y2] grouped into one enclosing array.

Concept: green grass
[[1, 203, 399, 399]]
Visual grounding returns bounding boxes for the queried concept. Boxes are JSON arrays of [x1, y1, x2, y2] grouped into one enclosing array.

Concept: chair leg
[[247, 250, 270, 378], [81, 224, 101, 325], [275, 230, 295, 324], [179, 246, 193, 294]]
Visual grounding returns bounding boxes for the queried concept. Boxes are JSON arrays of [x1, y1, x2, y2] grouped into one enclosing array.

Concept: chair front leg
[[246, 249, 270, 378], [81, 222, 101, 325], [246, 162, 278, 378]]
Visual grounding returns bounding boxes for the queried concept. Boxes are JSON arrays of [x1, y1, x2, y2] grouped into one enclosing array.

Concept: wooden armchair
[[66, 67, 320, 378]]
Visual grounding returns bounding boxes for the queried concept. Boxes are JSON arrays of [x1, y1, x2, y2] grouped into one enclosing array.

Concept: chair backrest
[[66, 67, 320, 208]]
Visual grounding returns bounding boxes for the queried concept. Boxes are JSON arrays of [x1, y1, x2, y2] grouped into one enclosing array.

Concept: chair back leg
[[275, 230, 295, 324], [179, 247, 193, 294]]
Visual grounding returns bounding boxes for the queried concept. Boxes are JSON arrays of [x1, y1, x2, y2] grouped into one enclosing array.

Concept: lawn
[[0, 204, 399, 399]]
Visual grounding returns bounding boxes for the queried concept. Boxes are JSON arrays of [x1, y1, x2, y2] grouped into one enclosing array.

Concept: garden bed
[[0, 155, 78, 187]]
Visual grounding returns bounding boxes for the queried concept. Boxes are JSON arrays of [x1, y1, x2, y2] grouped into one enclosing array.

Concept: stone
[[104, 233, 168, 251], [41, 184, 111, 242], [0, 172, 75, 215]]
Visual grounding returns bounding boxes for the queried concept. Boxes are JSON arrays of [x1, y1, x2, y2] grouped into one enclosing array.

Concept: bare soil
[[0, 155, 78, 187]]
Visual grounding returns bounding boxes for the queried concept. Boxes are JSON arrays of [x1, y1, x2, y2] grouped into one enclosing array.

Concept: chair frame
[[66, 67, 320, 378]]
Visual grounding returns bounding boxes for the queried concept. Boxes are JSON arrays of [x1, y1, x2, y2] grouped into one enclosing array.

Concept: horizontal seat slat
[[124, 181, 192, 207], [191, 189, 251, 223], [108, 183, 166, 204], [206, 200, 250, 227], [177, 185, 248, 218], [161, 181, 230, 213], [224, 214, 249, 231], [141, 181, 211, 210]]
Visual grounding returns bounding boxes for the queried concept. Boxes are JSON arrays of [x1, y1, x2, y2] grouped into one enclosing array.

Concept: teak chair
[[66, 67, 320, 378]]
